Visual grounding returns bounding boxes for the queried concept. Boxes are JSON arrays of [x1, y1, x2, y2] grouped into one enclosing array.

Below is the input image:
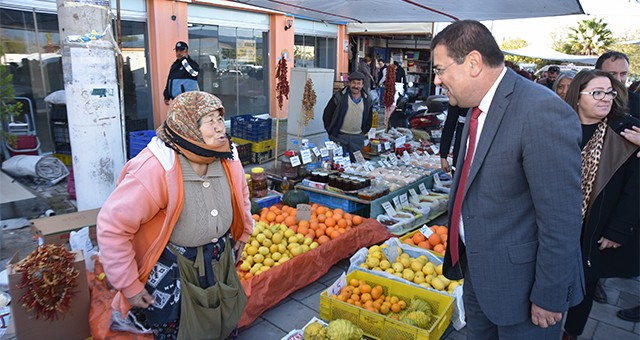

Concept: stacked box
[[230, 114, 272, 142], [235, 141, 252, 165], [129, 130, 156, 159], [231, 137, 275, 153], [251, 150, 274, 164]]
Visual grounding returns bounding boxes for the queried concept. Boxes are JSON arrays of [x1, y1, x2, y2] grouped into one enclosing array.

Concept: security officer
[[163, 41, 199, 105]]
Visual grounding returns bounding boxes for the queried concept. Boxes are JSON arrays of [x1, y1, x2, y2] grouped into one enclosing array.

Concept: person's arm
[[439, 108, 461, 172], [323, 94, 338, 132], [363, 98, 374, 133], [522, 95, 583, 318]]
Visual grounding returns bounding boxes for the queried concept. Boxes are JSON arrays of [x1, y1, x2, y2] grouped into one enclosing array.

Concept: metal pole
[[57, 0, 125, 210]]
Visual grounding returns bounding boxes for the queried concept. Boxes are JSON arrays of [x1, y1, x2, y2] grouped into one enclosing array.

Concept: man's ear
[[467, 50, 483, 77]]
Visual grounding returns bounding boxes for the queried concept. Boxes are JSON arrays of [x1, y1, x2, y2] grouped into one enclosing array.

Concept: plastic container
[[280, 150, 298, 179], [245, 173, 253, 199], [251, 167, 268, 198]]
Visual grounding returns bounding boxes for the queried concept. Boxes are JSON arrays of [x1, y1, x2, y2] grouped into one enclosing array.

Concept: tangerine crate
[[232, 137, 275, 153], [399, 229, 445, 259], [254, 190, 283, 209], [320, 270, 454, 340], [306, 190, 364, 213], [129, 130, 156, 159], [231, 114, 272, 142]]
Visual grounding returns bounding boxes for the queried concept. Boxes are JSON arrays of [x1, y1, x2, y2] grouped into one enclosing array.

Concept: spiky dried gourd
[[327, 319, 363, 340]]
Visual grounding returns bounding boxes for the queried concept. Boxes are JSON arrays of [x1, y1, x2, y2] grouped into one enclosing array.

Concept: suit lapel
[[464, 69, 516, 194]]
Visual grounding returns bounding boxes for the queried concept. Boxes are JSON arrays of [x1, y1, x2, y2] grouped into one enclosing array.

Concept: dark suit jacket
[[443, 68, 585, 325]]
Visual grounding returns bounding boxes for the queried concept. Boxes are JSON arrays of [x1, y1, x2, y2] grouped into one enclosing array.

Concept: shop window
[[120, 20, 153, 132], [294, 35, 336, 71], [188, 24, 269, 117]]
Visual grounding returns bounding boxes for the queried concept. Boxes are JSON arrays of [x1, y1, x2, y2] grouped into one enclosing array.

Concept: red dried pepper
[[383, 63, 397, 109], [275, 54, 290, 110]]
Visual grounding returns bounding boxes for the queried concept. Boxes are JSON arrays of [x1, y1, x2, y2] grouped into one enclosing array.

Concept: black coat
[[581, 114, 640, 282]]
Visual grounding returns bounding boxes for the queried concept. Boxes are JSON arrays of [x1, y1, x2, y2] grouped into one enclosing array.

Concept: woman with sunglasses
[[561, 69, 639, 340]]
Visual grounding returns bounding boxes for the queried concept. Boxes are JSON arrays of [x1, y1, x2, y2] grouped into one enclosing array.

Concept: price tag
[[378, 160, 386, 168], [409, 188, 419, 201], [395, 136, 406, 147], [388, 153, 398, 163], [419, 183, 428, 195], [320, 148, 329, 157], [297, 203, 311, 222], [383, 160, 392, 168], [368, 129, 377, 139], [400, 193, 409, 207], [377, 143, 382, 152], [290, 155, 302, 167], [430, 144, 440, 155], [300, 149, 313, 164], [325, 141, 337, 150], [353, 151, 366, 164], [326, 272, 347, 297], [384, 142, 391, 150], [312, 147, 321, 157], [381, 201, 397, 216], [402, 150, 412, 163], [412, 152, 421, 160], [434, 173, 443, 186], [392, 196, 401, 210], [334, 146, 343, 157], [344, 157, 352, 167], [364, 139, 370, 146], [420, 224, 434, 238]]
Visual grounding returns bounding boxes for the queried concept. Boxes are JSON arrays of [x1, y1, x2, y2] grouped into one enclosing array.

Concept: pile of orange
[[403, 225, 448, 254], [252, 204, 365, 244], [331, 278, 408, 315]]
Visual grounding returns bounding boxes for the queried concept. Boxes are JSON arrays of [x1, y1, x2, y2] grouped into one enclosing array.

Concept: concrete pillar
[[57, 0, 126, 211]]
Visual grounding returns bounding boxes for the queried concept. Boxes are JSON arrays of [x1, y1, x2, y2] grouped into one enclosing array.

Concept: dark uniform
[[163, 41, 200, 101]]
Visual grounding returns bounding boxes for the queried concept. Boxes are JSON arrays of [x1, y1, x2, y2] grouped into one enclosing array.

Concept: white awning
[[502, 45, 598, 65]]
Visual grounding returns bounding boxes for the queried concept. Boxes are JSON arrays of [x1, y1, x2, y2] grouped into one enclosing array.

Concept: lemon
[[249, 263, 262, 274], [366, 257, 380, 268], [250, 240, 260, 248], [309, 242, 319, 249], [385, 268, 395, 274], [258, 246, 270, 256], [417, 255, 429, 265], [284, 229, 295, 238], [380, 260, 391, 270], [303, 237, 313, 246], [271, 252, 282, 261], [431, 277, 445, 290], [436, 264, 443, 276], [256, 234, 266, 243], [253, 254, 264, 263], [291, 246, 303, 257], [400, 257, 411, 268], [272, 232, 283, 244], [239, 262, 251, 271], [277, 244, 287, 253], [262, 230, 273, 239], [246, 246, 258, 256], [263, 258, 275, 267], [422, 264, 434, 276], [269, 244, 279, 253], [301, 245, 310, 253], [392, 262, 404, 273], [402, 269, 415, 281], [410, 260, 424, 272]]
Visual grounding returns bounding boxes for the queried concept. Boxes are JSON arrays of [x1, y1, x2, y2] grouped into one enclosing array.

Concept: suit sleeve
[[522, 97, 584, 313], [163, 76, 171, 100]]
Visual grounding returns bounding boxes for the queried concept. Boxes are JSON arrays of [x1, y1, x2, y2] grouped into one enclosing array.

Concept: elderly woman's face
[[199, 110, 227, 147], [556, 77, 573, 100]]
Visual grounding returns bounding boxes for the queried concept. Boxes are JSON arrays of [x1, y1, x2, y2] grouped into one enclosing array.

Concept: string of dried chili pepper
[[275, 54, 290, 110]]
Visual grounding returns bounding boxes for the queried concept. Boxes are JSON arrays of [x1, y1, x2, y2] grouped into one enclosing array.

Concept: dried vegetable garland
[[383, 63, 397, 109], [275, 54, 290, 110], [302, 78, 317, 127], [16, 244, 79, 320]]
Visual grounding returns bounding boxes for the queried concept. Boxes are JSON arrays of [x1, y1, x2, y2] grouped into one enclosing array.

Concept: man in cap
[[163, 41, 200, 105], [323, 71, 374, 158]]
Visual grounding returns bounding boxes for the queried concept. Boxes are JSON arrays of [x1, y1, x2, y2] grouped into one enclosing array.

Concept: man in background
[[323, 71, 373, 159], [537, 65, 560, 89], [597, 51, 639, 118], [163, 41, 199, 105], [432, 20, 584, 339]]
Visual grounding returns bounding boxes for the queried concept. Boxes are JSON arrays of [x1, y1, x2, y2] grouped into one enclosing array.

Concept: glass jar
[[280, 150, 298, 179], [245, 173, 253, 199], [251, 167, 268, 198]]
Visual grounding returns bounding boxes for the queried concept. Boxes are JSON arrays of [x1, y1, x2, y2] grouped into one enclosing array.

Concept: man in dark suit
[[432, 20, 584, 339]]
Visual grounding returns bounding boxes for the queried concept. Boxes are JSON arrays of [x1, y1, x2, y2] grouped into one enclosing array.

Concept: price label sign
[[378, 160, 386, 168], [392, 196, 401, 210], [353, 151, 366, 164], [300, 149, 313, 164], [325, 141, 337, 150], [297, 204, 311, 222], [430, 144, 440, 155], [409, 188, 419, 201], [384, 142, 391, 150], [312, 147, 321, 157], [412, 152, 421, 160], [400, 193, 409, 207], [320, 148, 329, 157], [402, 150, 412, 163], [290, 155, 302, 167], [368, 129, 377, 140], [383, 160, 393, 168], [389, 153, 398, 163], [344, 157, 352, 167], [395, 136, 406, 148], [381, 201, 397, 216], [364, 139, 370, 146], [420, 224, 434, 238], [334, 146, 344, 157], [327, 272, 347, 297], [419, 183, 428, 195], [434, 173, 443, 186]]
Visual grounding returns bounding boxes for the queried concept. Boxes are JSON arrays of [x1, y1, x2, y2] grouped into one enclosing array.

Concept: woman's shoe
[[593, 281, 608, 303], [617, 306, 640, 322]]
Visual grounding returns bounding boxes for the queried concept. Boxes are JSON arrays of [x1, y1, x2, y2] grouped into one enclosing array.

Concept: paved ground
[[1, 118, 639, 339]]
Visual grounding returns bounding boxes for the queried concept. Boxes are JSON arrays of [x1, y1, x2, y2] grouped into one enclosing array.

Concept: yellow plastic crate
[[320, 271, 454, 340], [231, 137, 275, 153], [53, 153, 72, 166], [399, 229, 445, 259]]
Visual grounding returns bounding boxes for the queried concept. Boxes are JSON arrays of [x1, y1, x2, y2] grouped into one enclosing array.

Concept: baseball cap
[[348, 71, 365, 81], [175, 41, 188, 51]]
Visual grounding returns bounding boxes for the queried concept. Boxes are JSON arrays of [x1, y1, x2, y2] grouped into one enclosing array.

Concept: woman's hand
[[598, 237, 621, 250], [128, 288, 155, 308], [440, 158, 451, 173], [234, 240, 246, 264], [621, 126, 640, 158]]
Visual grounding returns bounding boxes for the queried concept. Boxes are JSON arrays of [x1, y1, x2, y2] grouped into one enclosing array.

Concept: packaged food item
[[251, 167, 268, 198]]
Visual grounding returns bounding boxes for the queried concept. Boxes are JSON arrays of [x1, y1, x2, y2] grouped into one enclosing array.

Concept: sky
[[482, 0, 640, 47]]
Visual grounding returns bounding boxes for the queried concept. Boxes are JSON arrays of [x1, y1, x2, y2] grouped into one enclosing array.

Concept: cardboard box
[[31, 208, 100, 245], [8, 250, 91, 340]]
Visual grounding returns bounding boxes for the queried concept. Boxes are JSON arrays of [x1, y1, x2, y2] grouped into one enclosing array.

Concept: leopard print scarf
[[581, 118, 607, 221]]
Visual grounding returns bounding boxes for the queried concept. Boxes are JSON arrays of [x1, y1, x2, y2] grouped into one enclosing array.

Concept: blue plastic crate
[[254, 190, 282, 209], [306, 190, 364, 213], [129, 130, 156, 159], [230, 114, 272, 142]]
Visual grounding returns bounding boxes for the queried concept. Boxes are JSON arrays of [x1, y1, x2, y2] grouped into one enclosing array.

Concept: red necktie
[[449, 107, 482, 267]]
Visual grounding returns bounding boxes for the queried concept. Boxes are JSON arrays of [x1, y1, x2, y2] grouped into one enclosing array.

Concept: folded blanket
[[2, 155, 69, 184]]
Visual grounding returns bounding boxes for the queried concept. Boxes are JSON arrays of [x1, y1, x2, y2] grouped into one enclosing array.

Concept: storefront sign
[[236, 39, 256, 63]]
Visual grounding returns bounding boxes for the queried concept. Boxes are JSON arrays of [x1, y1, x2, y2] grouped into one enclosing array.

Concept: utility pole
[[57, 0, 125, 211]]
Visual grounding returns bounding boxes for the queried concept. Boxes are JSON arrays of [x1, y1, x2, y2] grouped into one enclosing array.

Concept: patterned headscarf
[[156, 91, 232, 164]]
